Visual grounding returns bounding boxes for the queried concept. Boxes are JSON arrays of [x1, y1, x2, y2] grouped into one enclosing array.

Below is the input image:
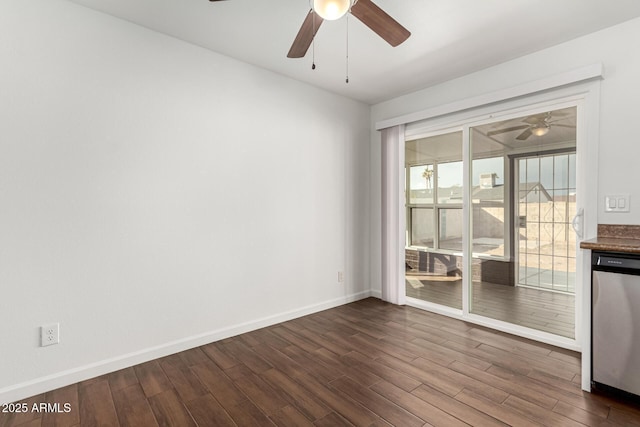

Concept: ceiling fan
[[208, 0, 410, 59], [287, 0, 411, 58], [487, 112, 576, 141]]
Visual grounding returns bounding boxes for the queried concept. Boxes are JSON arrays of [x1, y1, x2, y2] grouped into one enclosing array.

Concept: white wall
[[0, 0, 371, 403], [370, 17, 640, 294]]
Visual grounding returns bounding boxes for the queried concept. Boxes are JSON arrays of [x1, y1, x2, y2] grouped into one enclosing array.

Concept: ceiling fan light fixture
[[531, 124, 550, 137], [313, 0, 351, 20]]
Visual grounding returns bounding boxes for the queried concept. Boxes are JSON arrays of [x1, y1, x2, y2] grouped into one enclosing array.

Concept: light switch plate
[[605, 194, 630, 212]]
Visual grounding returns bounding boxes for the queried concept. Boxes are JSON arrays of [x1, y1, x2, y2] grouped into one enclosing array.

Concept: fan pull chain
[[312, 10, 316, 70], [345, 14, 349, 83]]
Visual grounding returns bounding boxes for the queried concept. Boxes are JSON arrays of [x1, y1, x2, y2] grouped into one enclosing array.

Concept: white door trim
[[375, 63, 603, 131]]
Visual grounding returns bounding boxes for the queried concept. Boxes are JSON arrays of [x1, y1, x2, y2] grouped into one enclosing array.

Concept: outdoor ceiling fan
[[487, 112, 576, 141]]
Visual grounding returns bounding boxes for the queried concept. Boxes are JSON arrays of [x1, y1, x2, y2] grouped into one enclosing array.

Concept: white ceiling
[[69, 0, 640, 104]]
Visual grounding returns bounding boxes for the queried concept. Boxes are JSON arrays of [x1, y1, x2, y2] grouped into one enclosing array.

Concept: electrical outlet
[[338, 271, 344, 283], [41, 323, 59, 347]]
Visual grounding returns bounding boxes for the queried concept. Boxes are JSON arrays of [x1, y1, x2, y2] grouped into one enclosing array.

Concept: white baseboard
[[0, 290, 372, 405], [369, 289, 382, 299]]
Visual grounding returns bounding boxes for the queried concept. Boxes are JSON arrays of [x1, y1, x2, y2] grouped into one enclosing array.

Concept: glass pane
[[405, 131, 463, 310], [540, 156, 554, 190], [438, 161, 463, 204], [410, 208, 434, 248], [439, 208, 463, 251], [569, 153, 577, 189], [472, 156, 505, 257], [469, 106, 577, 339], [526, 158, 539, 184], [472, 206, 504, 256], [554, 154, 569, 189], [409, 165, 434, 204], [473, 157, 504, 200]]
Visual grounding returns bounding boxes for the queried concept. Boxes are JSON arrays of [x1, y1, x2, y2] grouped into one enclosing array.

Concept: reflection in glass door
[[469, 107, 577, 338], [517, 153, 577, 293], [405, 131, 464, 310]]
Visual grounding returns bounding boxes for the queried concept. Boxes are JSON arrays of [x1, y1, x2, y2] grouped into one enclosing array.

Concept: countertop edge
[[580, 238, 640, 254]]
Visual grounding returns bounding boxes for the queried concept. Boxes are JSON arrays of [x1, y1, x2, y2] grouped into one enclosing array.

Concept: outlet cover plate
[[41, 323, 60, 347]]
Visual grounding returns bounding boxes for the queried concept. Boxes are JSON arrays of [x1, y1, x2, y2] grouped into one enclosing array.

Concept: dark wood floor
[[2, 298, 639, 426]]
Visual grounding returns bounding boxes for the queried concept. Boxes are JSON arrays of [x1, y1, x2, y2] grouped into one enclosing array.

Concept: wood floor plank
[[502, 394, 584, 427], [200, 342, 238, 370], [108, 367, 138, 393], [454, 388, 544, 427], [159, 356, 209, 403], [552, 400, 608, 427], [250, 343, 309, 380], [313, 347, 381, 388], [293, 328, 352, 357], [40, 384, 79, 427], [189, 359, 247, 409], [220, 340, 273, 375], [269, 405, 315, 427], [111, 384, 158, 427], [251, 328, 291, 351], [487, 364, 611, 418], [133, 361, 172, 398], [294, 373, 380, 426], [349, 333, 417, 363], [222, 362, 255, 380], [233, 373, 290, 416], [178, 348, 210, 367], [184, 393, 235, 427], [476, 342, 578, 381], [411, 384, 508, 427], [370, 380, 469, 427], [223, 399, 276, 426], [77, 379, 119, 427], [449, 360, 557, 408], [260, 368, 332, 421], [340, 351, 421, 392], [330, 376, 424, 427], [312, 412, 352, 427], [147, 389, 196, 427], [410, 336, 492, 371], [607, 406, 640, 426], [269, 326, 322, 353], [280, 345, 342, 383]]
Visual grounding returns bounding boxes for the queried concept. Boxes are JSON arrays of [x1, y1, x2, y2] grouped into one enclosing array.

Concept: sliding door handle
[[571, 208, 584, 239]]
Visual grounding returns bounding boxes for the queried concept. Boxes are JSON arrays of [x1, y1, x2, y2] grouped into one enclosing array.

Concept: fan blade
[[516, 128, 532, 140], [552, 124, 576, 129], [287, 10, 323, 58], [487, 125, 529, 137], [350, 0, 410, 47], [523, 114, 547, 125]]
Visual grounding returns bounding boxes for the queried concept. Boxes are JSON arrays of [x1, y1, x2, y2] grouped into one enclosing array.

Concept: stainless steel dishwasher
[[592, 251, 640, 398]]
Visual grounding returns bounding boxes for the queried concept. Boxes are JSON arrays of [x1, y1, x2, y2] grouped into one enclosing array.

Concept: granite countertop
[[580, 224, 640, 253]]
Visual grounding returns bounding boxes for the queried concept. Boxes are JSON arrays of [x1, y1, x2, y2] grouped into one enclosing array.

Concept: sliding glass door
[[405, 105, 578, 340]]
